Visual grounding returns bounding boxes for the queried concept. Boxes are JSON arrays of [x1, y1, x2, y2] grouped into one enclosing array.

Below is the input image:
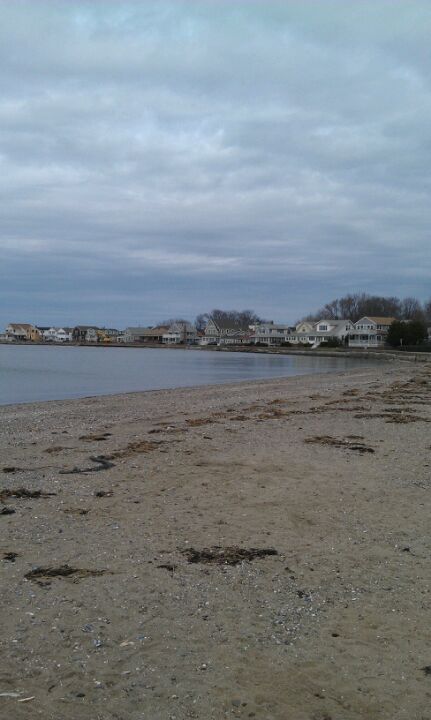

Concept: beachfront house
[[162, 322, 197, 345], [253, 322, 293, 346], [348, 317, 396, 348], [96, 328, 120, 343], [42, 327, 57, 342], [200, 316, 252, 345], [72, 326, 99, 343], [287, 319, 353, 347], [5, 323, 40, 342], [124, 326, 169, 344], [56, 328, 73, 342], [36, 326, 51, 340], [313, 319, 353, 345], [40, 327, 73, 342]]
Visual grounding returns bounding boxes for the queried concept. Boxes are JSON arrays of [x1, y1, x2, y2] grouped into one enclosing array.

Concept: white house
[[162, 322, 197, 345], [55, 327, 73, 342], [286, 319, 353, 347], [253, 322, 293, 346], [348, 317, 396, 348]]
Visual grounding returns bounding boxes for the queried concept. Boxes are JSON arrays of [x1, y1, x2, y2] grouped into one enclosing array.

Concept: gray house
[[200, 316, 252, 345]]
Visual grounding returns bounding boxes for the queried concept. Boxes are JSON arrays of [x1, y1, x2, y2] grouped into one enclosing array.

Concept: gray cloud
[[0, 0, 430, 326]]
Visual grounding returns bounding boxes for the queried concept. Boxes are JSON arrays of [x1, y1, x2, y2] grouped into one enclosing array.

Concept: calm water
[[0, 345, 373, 406]]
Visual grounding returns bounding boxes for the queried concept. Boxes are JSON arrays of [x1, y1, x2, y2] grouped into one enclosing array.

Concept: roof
[[357, 316, 396, 325], [126, 326, 168, 335], [74, 325, 99, 330], [141, 326, 169, 335], [208, 316, 251, 332], [315, 319, 352, 327], [8, 323, 33, 329]]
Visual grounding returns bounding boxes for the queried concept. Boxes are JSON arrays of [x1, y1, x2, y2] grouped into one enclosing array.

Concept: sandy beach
[[1, 359, 430, 720]]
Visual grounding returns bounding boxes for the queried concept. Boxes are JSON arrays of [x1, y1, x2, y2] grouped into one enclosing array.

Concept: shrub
[[387, 320, 428, 347]]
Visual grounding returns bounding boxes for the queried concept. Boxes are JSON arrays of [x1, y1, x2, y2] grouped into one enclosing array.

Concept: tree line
[[300, 293, 431, 324]]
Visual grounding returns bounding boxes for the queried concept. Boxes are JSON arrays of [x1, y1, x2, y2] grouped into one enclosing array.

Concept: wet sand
[[1, 360, 430, 720]]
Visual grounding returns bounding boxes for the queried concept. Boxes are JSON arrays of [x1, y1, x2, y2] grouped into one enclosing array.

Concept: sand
[[1, 359, 430, 720]]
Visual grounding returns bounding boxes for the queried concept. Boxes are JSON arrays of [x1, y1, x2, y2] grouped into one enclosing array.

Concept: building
[[162, 322, 197, 345], [287, 319, 353, 347], [200, 316, 252, 345], [348, 317, 396, 348], [55, 327, 73, 342], [124, 326, 169, 343], [5, 323, 40, 341], [96, 328, 120, 343], [72, 326, 99, 343], [253, 322, 293, 346]]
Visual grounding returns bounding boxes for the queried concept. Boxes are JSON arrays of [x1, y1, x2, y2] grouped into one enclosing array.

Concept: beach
[[1, 359, 430, 720]]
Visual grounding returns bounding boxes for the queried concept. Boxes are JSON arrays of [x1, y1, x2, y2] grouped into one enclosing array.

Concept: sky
[[1, 0, 430, 328]]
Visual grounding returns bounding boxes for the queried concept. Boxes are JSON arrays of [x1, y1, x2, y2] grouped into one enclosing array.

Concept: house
[[55, 327, 73, 342], [295, 321, 315, 334], [42, 327, 58, 342], [5, 323, 40, 342], [124, 327, 147, 343], [348, 317, 396, 348], [253, 322, 293, 346], [97, 328, 120, 342], [200, 316, 252, 345], [36, 326, 51, 340], [287, 319, 353, 347], [124, 326, 169, 344], [162, 322, 197, 345], [312, 319, 353, 346], [72, 326, 99, 343]]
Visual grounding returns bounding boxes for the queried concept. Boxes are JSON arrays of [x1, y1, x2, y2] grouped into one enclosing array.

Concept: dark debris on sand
[[181, 546, 278, 566]]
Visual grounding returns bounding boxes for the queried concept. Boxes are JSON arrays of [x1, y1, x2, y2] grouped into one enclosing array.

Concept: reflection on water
[[0, 345, 375, 405]]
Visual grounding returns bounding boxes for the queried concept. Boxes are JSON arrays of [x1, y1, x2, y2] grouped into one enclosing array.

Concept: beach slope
[[1, 361, 430, 719]]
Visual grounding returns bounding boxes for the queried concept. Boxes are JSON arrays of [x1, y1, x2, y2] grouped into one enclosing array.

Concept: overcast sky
[[1, 0, 430, 327]]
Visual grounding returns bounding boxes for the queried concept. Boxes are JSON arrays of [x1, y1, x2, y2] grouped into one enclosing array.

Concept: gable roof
[[356, 316, 396, 325], [208, 316, 251, 332]]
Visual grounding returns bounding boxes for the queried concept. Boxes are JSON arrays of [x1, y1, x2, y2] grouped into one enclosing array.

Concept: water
[[0, 345, 374, 406]]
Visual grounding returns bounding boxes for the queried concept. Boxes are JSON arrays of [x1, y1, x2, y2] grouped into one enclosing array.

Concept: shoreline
[[1, 361, 431, 719], [1, 338, 429, 363]]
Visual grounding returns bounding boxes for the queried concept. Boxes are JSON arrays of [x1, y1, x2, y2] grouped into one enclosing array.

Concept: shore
[[1, 361, 430, 719]]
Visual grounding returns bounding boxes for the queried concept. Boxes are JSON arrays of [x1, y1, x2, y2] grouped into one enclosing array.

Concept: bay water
[[0, 345, 374, 405]]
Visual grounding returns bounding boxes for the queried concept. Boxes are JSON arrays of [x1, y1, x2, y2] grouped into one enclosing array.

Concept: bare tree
[[400, 297, 424, 321], [200, 309, 263, 330]]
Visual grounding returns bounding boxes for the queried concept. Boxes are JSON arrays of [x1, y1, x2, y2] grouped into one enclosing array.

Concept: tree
[[400, 297, 424, 321], [160, 317, 190, 326], [195, 313, 209, 332], [387, 320, 428, 347], [200, 309, 263, 330], [422, 298, 431, 323]]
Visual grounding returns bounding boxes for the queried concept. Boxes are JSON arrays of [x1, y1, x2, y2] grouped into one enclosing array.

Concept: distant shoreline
[[0, 339, 428, 363]]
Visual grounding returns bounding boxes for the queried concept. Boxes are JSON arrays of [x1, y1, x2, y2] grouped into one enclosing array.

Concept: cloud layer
[[1, 0, 430, 325]]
